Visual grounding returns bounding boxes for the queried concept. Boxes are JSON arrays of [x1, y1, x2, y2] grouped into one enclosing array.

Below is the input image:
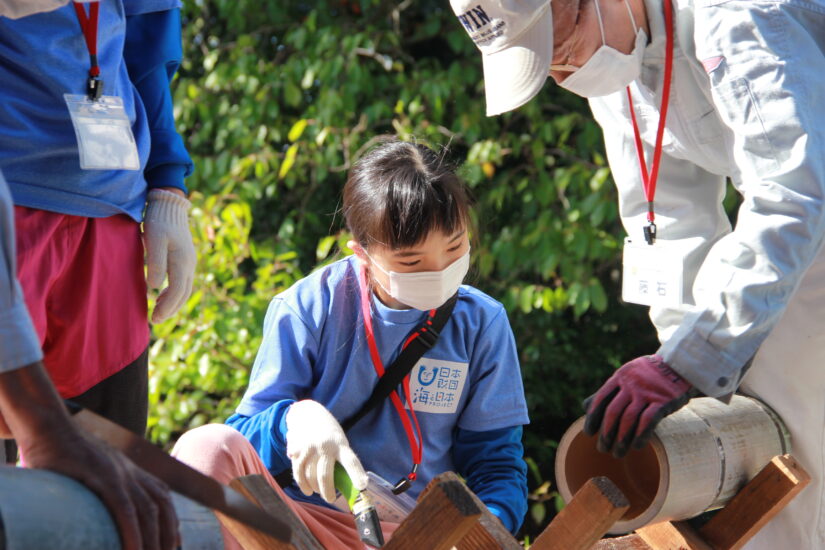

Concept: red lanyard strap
[[357, 264, 424, 487], [73, 1, 103, 100], [626, 0, 674, 244], [349, 263, 457, 493]]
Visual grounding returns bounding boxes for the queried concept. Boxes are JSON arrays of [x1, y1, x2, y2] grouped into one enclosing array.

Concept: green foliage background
[[150, 0, 660, 539]]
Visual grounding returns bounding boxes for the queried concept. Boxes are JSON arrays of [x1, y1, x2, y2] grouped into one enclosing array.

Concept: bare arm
[[0, 361, 179, 550]]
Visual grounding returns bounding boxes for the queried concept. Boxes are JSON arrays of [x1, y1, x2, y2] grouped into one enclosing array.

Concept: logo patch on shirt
[[408, 358, 468, 414]]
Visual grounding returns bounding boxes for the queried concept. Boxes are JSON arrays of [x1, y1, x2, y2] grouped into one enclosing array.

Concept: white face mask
[[552, 0, 647, 98], [368, 248, 471, 311]]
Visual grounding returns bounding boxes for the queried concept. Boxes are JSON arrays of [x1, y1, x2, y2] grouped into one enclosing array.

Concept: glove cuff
[[146, 189, 191, 227]]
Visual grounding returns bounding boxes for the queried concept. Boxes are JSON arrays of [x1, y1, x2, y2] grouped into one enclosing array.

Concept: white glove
[[285, 400, 368, 503], [144, 189, 196, 324]]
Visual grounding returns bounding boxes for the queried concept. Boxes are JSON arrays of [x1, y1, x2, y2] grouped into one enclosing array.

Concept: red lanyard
[[358, 264, 424, 488], [626, 0, 674, 245], [73, 1, 103, 100]]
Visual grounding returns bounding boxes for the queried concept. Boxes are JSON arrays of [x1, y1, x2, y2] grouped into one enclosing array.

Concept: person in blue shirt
[[0, 0, 195, 439], [0, 3, 181, 550], [172, 140, 529, 548]]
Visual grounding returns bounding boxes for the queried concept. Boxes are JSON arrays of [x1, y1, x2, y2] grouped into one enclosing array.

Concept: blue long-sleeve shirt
[[226, 256, 530, 533], [226, 410, 528, 534], [0, 0, 192, 221]]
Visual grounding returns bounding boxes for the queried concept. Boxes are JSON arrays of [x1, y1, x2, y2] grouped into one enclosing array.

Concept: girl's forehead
[[395, 228, 467, 253], [369, 227, 468, 255]]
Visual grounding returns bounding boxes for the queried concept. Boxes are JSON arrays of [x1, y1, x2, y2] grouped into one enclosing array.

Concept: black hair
[[343, 139, 473, 250]]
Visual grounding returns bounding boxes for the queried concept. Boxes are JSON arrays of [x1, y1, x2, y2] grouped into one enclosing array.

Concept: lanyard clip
[[87, 76, 103, 102], [643, 222, 657, 245], [392, 464, 418, 495]]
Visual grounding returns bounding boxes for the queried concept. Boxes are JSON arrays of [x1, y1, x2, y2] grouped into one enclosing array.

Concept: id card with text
[[64, 94, 140, 171], [622, 238, 684, 307]]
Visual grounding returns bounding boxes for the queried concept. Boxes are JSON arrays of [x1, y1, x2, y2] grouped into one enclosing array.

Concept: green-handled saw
[[334, 464, 385, 547]]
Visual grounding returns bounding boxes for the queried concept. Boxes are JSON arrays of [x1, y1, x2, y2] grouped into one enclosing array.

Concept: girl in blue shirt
[[173, 140, 529, 546]]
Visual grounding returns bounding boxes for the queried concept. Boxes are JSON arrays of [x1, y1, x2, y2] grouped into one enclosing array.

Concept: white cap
[[450, 0, 554, 116]]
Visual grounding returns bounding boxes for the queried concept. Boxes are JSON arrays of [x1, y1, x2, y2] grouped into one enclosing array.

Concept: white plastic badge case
[[64, 94, 140, 171], [622, 237, 684, 307]]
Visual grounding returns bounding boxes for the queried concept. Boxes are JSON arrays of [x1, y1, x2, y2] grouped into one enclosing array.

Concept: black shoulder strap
[[340, 293, 458, 432]]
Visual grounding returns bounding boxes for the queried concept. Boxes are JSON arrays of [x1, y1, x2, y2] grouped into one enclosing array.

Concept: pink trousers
[[171, 424, 398, 549]]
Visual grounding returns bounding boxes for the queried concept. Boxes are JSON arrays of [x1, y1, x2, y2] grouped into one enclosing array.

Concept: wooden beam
[[423, 472, 520, 550], [384, 478, 482, 550], [636, 521, 712, 550], [592, 534, 652, 550], [454, 514, 523, 550], [699, 454, 811, 550], [454, 523, 500, 550], [530, 476, 629, 550]]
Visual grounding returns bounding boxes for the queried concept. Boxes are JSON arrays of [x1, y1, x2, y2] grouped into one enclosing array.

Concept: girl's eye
[[399, 260, 421, 267], [447, 244, 461, 252]]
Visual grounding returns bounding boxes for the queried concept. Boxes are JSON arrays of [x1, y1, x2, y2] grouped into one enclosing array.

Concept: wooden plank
[[699, 454, 811, 550], [530, 476, 629, 550], [636, 521, 711, 550], [592, 534, 652, 550], [230, 475, 324, 550], [384, 478, 482, 550], [426, 472, 520, 550]]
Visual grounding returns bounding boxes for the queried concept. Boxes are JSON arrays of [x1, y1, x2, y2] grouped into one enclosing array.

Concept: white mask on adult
[[552, 0, 647, 98], [368, 248, 471, 311]]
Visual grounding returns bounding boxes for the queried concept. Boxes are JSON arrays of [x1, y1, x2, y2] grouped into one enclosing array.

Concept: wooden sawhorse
[[590, 455, 809, 550], [218, 454, 808, 550]]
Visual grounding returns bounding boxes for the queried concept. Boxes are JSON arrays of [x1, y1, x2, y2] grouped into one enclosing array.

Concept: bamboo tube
[[554, 395, 790, 534]]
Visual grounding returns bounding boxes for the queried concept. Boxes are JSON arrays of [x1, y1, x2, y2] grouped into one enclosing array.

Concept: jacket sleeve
[[0, 171, 42, 372], [452, 425, 528, 534], [123, 7, 193, 193], [591, 1, 825, 398], [660, 2, 825, 397]]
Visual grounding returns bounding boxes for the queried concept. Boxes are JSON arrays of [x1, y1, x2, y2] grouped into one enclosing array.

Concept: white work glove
[[143, 189, 196, 324], [285, 400, 368, 503]]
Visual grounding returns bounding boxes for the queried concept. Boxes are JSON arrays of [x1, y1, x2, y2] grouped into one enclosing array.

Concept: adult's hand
[[0, 361, 179, 550], [583, 355, 696, 458], [286, 399, 368, 503], [144, 188, 196, 324]]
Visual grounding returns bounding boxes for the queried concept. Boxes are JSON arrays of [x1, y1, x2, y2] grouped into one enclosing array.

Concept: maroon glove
[[583, 355, 696, 458]]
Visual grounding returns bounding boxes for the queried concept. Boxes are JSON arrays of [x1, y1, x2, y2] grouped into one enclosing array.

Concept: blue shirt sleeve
[[0, 171, 42, 372], [123, 8, 192, 193], [452, 425, 528, 534], [226, 399, 295, 477], [459, 305, 530, 431], [235, 296, 320, 417], [228, 295, 321, 473]]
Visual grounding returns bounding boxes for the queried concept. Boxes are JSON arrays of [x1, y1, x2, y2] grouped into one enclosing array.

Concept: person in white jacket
[[453, 0, 825, 547]]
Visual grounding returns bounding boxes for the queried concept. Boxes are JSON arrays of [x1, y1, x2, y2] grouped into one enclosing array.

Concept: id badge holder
[[64, 94, 140, 170], [622, 237, 684, 307]]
